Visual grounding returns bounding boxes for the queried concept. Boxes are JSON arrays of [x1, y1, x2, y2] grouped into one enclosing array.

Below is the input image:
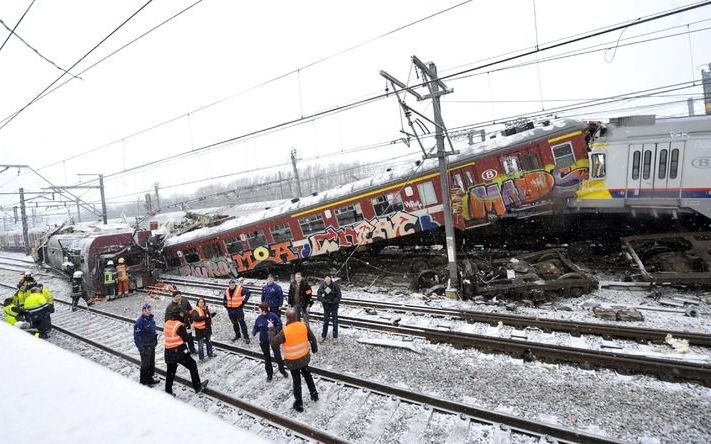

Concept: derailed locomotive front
[[38, 224, 154, 296]]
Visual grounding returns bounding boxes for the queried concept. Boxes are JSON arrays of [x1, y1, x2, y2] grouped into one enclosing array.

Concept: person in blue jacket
[[134, 303, 159, 387], [252, 303, 288, 381], [261, 274, 284, 316]]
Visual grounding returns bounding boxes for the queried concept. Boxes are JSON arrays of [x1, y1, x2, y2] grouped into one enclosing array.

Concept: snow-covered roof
[[0, 322, 265, 443], [166, 119, 585, 247]]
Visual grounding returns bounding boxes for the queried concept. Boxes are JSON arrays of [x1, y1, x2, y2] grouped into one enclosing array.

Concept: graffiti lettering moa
[[462, 168, 587, 221], [178, 257, 237, 278], [229, 211, 440, 272], [231, 241, 299, 273]]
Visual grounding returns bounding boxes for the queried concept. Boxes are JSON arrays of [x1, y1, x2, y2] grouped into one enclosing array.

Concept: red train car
[[161, 119, 593, 278]]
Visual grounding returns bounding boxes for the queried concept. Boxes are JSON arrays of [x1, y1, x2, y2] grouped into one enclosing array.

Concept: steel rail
[[144, 285, 711, 386], [36, 295, 618, 444], [158, 276, 711, 346]]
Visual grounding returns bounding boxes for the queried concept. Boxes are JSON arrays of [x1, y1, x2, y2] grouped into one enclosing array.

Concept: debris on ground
[[356, 338, 421, 353], [665, 334, 691, 353], [592, 306, 644, 322]]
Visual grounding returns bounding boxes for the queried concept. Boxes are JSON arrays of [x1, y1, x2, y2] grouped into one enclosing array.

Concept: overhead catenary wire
[[4, 1, 710, 210], [0, 0, 155, 132], [0, 0, 35, 55]]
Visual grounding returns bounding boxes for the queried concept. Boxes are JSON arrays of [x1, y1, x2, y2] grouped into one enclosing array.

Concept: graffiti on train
[[460, 167, 588, 221], [229, 211, 440, 272], [178, 257, 238, 278], [304, 211, 440, 256]]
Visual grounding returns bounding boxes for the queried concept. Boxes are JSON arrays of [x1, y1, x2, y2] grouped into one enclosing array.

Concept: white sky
[[0, 0, 710, 226]]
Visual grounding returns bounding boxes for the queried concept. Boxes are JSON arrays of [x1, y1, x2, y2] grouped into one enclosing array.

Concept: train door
[[638, 144, 656, 195], [666, 142, 684, 198], [626, 144, 643, 198], [653, 143, 670, 191]]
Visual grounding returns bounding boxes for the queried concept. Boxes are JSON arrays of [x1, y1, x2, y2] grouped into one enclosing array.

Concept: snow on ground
[[3, 265, 711, 442], [0, 322, 266, 444]]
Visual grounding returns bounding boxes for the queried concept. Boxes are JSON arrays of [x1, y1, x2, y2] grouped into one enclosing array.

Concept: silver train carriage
[[572, 115, 711, 220]]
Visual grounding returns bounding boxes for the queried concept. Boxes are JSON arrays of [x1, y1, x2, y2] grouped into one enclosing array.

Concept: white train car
[[572, 115, 711, 220]]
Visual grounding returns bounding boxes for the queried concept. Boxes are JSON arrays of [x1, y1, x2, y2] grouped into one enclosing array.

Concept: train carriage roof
[[164, 118, 588, 247]]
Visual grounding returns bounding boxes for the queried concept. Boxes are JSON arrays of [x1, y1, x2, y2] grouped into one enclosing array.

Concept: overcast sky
[[1, 0, 710, 227]]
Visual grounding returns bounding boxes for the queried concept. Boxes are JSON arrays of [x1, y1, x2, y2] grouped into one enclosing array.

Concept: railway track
[[0, 290, 617, 444], [146, 281, 711, 386], [160, 276, 711, 347]]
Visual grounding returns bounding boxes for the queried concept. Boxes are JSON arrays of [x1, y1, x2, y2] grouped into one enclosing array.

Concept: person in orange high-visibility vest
[[271, 308, 319, 412], [223, 278, 250, 344], [116, 257, 130, 297], [164, 311, 208, 396], [191, 297, 215, 361]]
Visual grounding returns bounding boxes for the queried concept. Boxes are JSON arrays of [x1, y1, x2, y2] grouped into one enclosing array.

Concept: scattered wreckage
[[621, 231, 711, 286], [415, 248, 598, 301]]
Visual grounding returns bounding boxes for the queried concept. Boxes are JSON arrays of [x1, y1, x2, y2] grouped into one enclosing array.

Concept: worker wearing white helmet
[[116, 257, 130, 297], [104, 260, 117, 301]]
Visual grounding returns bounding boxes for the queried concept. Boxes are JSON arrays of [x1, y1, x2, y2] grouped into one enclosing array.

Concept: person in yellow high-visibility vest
[[104, 260, 117, 300], [271, 308, 319, 412]]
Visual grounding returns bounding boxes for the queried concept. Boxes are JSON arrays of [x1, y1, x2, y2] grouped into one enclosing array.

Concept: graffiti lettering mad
[[461, 167, 588, 221]]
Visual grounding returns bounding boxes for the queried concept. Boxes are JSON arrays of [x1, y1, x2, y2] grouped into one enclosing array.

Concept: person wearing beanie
[[134, 303, 159, 386]]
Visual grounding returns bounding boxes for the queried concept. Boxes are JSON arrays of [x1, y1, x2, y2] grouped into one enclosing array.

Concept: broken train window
[[270, 223, 293, 243], [335, 204, 363, 226], [501, 155, 520, 175], [590, 153, 606, 178], [520, 152, 541, 170], [245, 230, 267, 250], [371, 193, 403, 216], [551, 142, 576, 168], [299, 214, 325, 236], [183, 248, 200, 263], [224, 237, 244, 254]]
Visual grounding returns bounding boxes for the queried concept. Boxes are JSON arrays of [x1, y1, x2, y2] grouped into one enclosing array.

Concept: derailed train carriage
[[37, 224, 154, 296], [157, 118, 598, 279]]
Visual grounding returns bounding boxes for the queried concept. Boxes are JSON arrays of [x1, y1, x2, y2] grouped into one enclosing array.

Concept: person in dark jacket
[[164, 310, 208, 396], [261, 274, 284, 316], [17, 271, 36, 290], [316, 276, 341, 339], [191, 297, 215, 361], [253, 303, 288, 381], [165, 291, 196, 354], [134, 303, 159, 386], [271, 308, 318, 412], [287, 272, 313, 325], [223, 278, 250, 343]]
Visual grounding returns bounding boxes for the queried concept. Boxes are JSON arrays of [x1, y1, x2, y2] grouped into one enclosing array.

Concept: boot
[[244, 337, 250, 345], [266, 374, 273, 382], [293, 401, 303, 412], [280, 369, 289, 378], [310, 391, 319, 402], [197, 379, 209, 393]]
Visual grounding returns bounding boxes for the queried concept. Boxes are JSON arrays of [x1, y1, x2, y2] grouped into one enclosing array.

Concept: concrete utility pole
[[381, 56, 460, 298], [702, 63, 711, 115], [76, 198, 81, 222], [154, 182, 161, 212], [98, 174, 107, 224], [19, 187, 29, 255], [290, 148, 302, 198]]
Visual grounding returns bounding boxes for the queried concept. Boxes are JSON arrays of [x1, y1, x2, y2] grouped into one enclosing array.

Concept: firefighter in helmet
[[116, 258, 130, 297]]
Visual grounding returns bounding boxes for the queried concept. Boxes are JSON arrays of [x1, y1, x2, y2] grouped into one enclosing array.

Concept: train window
[[521, 153, 541, 170], [270, 223, 293, 243], [465, 171, 474, 186], [642, 150, 652, 180], [165, 252, 181, 268], [225, 237, 243, 254], [551, 142, 576, 168], [183, 248, 200, 264], [631, 151, 641, 180], [299, 214, 325, 235], [202, 242, 222, 258], [245, 230, 267, 250], [417, 182, 438, 206], [502, 156, 520, 175], [453, 174, 464, 189], [371, 193, 404, 216], [658, 149, 668, 179], [590, 153, 606, 178], [670, 148, 680, 179], [335, 204, 363, 226], [404, 186, 414, 197]]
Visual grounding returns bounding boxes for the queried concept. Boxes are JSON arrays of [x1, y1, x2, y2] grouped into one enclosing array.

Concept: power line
[[0, 15, 80, 79], [0, 0, 155, 132], [0, 0, 206, 130], [0, 0, 35, 55], [23, 0, 474, 172], [5, 1, 708, 208]]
